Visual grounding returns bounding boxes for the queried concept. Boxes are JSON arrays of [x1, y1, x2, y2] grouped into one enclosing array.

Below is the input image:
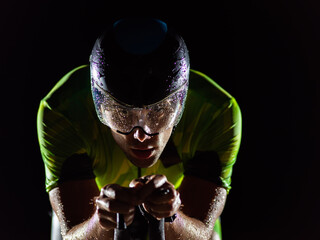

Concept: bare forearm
[[165, 184, 227, 240], [63, 213, 113, 240], [63, 212, 216, 240], [165, 211, 215, 240]]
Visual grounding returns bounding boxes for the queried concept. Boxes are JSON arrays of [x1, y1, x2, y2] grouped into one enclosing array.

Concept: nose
[[133, 128, 151, 142]]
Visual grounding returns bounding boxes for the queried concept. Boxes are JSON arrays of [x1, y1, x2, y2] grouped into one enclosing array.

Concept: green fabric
[[37, 65, 241, 238], [214, 217, 222, 239]]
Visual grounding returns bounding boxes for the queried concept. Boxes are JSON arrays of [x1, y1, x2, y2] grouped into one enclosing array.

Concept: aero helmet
[[90, 18, 190, 135]]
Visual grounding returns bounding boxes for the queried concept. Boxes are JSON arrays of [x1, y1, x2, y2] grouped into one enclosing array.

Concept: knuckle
[[156, 175, 168, 188], [102, 184, 113, 191], [161, 174, 168, 181], [105, 184, 118, 191], [159, 174, 166, 179], [97, 208, 104, 215], [96, 198, 103, 207], [150, 179, 158, 189], [103, 184, 119, 199], [154, 174, 167, 182], [100, 200, 111, 211], [124, 213, 135, 225], [141, 175, 152, 181], [129, 178, 139, 187]]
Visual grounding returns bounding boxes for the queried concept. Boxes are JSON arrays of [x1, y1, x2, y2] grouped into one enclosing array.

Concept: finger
[[138, 175, 167, 200], [145, 194, 181, 215], [144, 201, 174, 213], [124, 213, 135, 226], [102, 184, 141, 205], [129, 175, 154, 188], [129, 179, 145, 189], [143, 203, 174, 219], [97, 208, 117, 224], [96, 198, 135, 214], [98, 216, 117, 230], [96, 208, 117, 230], [147, 182, 176, 204], [97, 207, 135, 227]]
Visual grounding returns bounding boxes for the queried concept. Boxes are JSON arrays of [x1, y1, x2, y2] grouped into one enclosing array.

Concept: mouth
[[131, 148, 155, 160]]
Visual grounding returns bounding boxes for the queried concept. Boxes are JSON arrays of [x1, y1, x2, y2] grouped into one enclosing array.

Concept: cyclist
[[37, 18, 241, 239]]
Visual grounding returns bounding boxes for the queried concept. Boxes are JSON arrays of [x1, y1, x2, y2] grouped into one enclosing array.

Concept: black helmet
[[90, 18, 190, 135]]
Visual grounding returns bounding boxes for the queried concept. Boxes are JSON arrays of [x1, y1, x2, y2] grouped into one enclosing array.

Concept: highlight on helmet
[[90, 18, 190, 135]]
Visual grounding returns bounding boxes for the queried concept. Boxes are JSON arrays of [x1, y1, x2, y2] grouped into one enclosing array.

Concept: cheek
[[111, 131, 127, 147], [158, 128, 173, 148]]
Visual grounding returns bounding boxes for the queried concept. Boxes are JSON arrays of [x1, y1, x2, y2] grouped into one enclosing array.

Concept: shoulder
[[188, 69, 234, 107], [38, 65, 95, 123], [37, 64, 98, 144], [42, 65, 90, 110], [183, 69, 240, 124], [173, 70, 241, 156]]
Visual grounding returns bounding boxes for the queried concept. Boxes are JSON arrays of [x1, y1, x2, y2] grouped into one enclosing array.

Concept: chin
[[128, 151, 161, 168], [130, 156, 158, 168], [116, 143, 164, 168]]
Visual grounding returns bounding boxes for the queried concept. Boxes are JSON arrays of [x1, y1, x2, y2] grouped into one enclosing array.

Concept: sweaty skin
[[49, 127, 226, 240], [110, 127, 173, 168], [50, 176, 225, 240]]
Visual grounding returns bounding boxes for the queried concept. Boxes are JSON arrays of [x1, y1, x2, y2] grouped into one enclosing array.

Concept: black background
[[1, 1, 319, 239]]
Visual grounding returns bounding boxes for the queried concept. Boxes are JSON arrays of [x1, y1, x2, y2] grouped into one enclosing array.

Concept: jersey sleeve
[[174, 71, 242, 193], [197, 97, 242, 192], [37, 100, 86, 192]]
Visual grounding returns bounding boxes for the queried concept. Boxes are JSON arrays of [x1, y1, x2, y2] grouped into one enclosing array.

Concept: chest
[[91, 136, 185, 190]]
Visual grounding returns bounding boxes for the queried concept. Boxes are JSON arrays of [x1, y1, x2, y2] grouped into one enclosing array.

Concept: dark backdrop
[[1, 1, 319, 239]]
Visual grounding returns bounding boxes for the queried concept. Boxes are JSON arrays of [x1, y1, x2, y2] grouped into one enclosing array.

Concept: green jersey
[[37, 65, 242, 237]]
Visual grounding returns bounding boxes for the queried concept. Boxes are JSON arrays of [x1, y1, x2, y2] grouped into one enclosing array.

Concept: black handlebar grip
[[148, 217, 165, 240], [138, 205, 165, 240], [114, 213, 130, 240]]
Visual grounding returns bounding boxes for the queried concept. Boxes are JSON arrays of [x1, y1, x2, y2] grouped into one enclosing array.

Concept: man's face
[[111, 127, 173, 168]]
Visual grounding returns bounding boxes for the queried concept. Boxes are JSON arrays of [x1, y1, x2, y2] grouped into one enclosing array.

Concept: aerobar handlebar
[[114, 207, 176, 240]]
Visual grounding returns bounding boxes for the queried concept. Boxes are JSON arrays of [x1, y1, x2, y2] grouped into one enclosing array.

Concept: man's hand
[[95, 175, 180, 231], [130, 175, 181, 219], [95, 184, 142, 230]]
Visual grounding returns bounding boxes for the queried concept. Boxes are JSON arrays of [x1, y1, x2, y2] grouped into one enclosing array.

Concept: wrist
[[164, 211, 185, 237], [84, 211, 114, 239]]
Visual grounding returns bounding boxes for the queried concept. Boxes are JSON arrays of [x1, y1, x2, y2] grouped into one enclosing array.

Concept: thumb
[[129, 179, 145, 189]]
